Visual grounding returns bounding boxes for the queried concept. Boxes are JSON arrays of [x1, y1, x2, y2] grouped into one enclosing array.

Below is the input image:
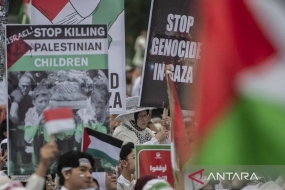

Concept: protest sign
[[140, 0, 201, 110], [0, 0, 9, 122], [6, 24, 109, 175], [135, 145, 174, 187], [31, 0, 126, 114]]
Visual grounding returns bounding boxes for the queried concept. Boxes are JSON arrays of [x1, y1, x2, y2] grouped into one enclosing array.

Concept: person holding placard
[[113, 97, 168, 145]]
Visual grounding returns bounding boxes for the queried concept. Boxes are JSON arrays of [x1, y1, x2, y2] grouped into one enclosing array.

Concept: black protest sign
[[140, 0, 201, 110]]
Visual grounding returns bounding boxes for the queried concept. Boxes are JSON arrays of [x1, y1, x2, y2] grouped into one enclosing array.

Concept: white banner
[[31, 0, 126, 114]]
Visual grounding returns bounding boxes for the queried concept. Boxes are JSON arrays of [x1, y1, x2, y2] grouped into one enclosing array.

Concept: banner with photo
[[0, 0, 9, 122], [6, 24, 109, 175], [31, 0, 126, 114], [135, 145, 174, 187], [140, 0, 201, 110]]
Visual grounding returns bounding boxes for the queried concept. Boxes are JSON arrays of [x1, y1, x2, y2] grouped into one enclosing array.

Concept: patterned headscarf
[[119, 112, 153, 144], [116, 97, 154, 144]]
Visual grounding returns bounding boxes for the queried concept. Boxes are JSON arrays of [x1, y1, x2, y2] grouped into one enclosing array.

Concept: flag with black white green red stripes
[[82, 127, 123, 171]]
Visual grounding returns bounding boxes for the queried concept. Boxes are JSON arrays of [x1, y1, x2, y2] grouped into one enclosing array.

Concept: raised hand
[[0, 151, 7, 169]]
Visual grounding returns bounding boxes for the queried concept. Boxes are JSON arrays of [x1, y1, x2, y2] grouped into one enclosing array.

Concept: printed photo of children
[[8, 69, 109, 175]]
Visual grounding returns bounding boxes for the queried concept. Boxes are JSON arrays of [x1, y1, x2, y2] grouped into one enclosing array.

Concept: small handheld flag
[[43, 107, 75, 136], [82, 128, 123, 168]]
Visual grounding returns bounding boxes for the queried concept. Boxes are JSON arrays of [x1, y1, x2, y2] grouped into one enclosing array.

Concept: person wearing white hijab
[[92, 173, 106, 190], [113, 97, 168, 145], [92, 170, 117, 190]]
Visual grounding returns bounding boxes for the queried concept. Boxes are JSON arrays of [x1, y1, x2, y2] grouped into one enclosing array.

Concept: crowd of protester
[[1, 93, 285, 190], [0, 16, 284, 189]]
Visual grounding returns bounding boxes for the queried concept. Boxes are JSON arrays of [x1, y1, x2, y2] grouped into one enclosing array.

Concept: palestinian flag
[[32, 0, 82, 24], [82, 128, 123, 168], [166, 70, 191, 171], [194, 0, 285, 165]]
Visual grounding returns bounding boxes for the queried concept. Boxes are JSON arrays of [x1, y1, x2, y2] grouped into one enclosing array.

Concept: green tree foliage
[[9, 0, 22, 15], [125, 0, 151, 59]]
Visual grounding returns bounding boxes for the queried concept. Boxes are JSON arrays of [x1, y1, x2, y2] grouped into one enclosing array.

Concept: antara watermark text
[[207, 172, 258, 181]]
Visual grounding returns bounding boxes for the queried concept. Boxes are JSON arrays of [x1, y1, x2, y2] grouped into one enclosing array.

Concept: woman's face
[[105, 169, 117, 190], [136, 111, 149, 130]]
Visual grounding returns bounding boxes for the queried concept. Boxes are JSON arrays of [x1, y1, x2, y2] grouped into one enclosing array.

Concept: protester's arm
[[10, 90, 23, 124], [152, 129, 169, 144], [148, 123, 158, 133], [140, 127, 168, 145], [26, 142, 58, 190], [0, 152, 7, 170], [147, 111, 158, 133], [10, 102, 19, 124], [161, 116, 171, 130]]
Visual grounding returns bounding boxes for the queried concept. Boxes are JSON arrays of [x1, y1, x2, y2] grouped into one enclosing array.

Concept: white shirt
[[25, 173, 46, 190], [117, 175, 131, 190]]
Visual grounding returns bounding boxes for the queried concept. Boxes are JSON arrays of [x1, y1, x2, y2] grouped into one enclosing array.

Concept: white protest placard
[[31, 0, 126, 114]]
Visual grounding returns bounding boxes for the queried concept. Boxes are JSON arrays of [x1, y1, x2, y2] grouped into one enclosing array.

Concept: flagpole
[[162, 108, 168, 130], [49, 135, 55, 142], [163, 108, 168, 118], [165, 65, 184, 190]]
